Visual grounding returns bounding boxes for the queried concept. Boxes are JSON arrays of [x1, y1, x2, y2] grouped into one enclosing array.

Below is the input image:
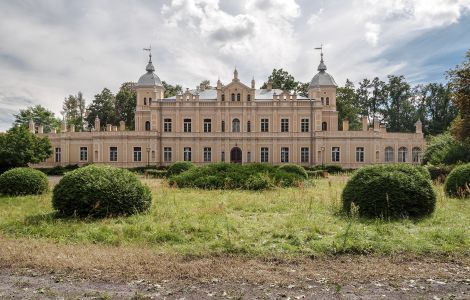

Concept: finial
[[315, 44, 327, 72], [143, 45, 155, 73], [233, 67, 239, 80]]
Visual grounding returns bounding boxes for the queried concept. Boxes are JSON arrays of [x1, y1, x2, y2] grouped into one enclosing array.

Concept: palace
[[32, 52, 424, 168]]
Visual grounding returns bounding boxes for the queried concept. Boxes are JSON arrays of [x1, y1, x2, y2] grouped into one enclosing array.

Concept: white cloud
[[307, 8, 323, 25], [364, 22, 381, 46]]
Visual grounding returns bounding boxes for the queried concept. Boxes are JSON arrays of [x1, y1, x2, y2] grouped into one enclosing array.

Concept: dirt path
[[0, 237, 469, 299]]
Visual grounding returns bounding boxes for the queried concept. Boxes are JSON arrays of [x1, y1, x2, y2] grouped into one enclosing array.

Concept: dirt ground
[[0, 237, 469, 299]]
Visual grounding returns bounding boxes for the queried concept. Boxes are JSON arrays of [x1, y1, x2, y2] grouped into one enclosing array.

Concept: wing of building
[[31, 52, 425, 168]]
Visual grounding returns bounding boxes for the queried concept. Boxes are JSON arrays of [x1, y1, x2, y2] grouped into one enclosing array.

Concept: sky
[[0, 0, 469, 131]]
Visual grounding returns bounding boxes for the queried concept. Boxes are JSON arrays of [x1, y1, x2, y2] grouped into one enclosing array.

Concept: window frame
[[164, 147, 172, 162], [356, 147, 365, 163], [183, 118, 192, 133], [300, 147, 309, 163], [301, 118, 309, 132], [183, 147, 192, 162], [203, 118, 212, 133], [260, 118, 269, 132], [281, 118, 289, 132], [163, 118, 172, 132], [79, 146, 88, 162], [281, 147, 289, 163], [133, 147, 142, 162], [109, 146, 118, 162], [260, 147, 269, 163], [332, 147, 340, 162], [203, 147, 212, 162]]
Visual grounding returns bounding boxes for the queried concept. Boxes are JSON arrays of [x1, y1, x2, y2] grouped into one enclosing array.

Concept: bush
[[423, 133, 470, 165], [166, 161, 194, 177], [342, 164, 436, 219], [52, 165, 151, 218], [323, 164, 343, 174], [37, 164, 80, 176], [444, 163, 470, 198], [145, 169, 167, 178], [426, 164, 455, 181], [0, 167, 48, 196], [306, 170, 324, 178], [278, 164, 308, 179]]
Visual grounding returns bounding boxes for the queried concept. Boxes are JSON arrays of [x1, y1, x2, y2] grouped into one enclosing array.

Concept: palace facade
[[32, 52, 425, 168]]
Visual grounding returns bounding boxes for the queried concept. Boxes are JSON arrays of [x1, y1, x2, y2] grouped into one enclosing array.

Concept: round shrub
[[166, 161, 194, 177], [245, 173, 274, 190], [52, 165, 151, 218], [444, 163, 470, 198], [0, 167, 48, 196], [342, 164, 436, 219], [278, 164, 308, 179]]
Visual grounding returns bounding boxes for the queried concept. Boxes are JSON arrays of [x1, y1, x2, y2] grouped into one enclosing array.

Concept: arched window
[[149, 98, 152, 105], [221, 94, 225, 101], [385, 146, 394, 162], [321, 97, 324, 105], [326, 97, 330, 105], [232, 118, 240, 132], [247, 94, 251, 101], [144, 97, 147, 105], [398, 147, 408, 162], [412, 147, 421, 163], [247, 121, 251, 132], [231, 93, 235, 101], [145, 121, 151, 131], [322, 122, 327, 131], [237, 93, 241, 101]]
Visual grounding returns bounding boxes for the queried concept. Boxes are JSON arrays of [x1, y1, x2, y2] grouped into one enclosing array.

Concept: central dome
[[137, 54, 163, 87], [308, 53, 337, 88]]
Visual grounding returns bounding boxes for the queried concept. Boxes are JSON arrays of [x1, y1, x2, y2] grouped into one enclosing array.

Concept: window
[[301, 118, 309, 132], [326, 97, 330, 106], [221, 120, 225, 132], [183, 147, 192, 161], [80, 147, 88, 161], [385, 146, 394, 162], [183, 118, 192, 132], [149, 98, 152, 105], [247, 121, 251, 133], [247, 151, 252, 163], [109, 146, 118, 162], [144, 97, 147, 105], [221, 151, 225, 162], [203, 147, 212, 162], [221, 94, 225, 101], [203, 118, 212, 133], [261, 147, 269, 163], [247, 94, 251, 101], [55, 147, 61, 163], [145, 121, 151, 131], [133, 147, 142, 162], [261, 118, 269, 132], [321, 97, 324, 105], [164, 118, 172, 132], [412, 147, 421, 163], [281, 118, 289, 132], [231, 93, 235, 101], [398, 147, 407, 163], [281, 147, 289, 163], [332, 147, 340, 162], [356, 147, 364, 162], [232, 118, 240, 132], [237, 93, 241, 101], [301, 147, 309, 163], [322, 122, 327, 131], [164, 147, 172, 162]]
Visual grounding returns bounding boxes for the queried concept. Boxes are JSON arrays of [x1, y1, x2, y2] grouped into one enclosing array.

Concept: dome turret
[[137, 51, 163, 87], [309, 52, 337, 88]]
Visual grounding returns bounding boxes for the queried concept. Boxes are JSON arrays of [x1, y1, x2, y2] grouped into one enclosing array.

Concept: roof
[[137, 54, 163, 87], [309, 71, 337, 88], [162, 88, 309, 101]]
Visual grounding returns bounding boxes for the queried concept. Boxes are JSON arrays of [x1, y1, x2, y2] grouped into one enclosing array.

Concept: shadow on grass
[[23, 212, 101, 225]]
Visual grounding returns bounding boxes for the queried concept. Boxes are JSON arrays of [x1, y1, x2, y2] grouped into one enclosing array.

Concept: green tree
[[336, 80, 361, 130], [447, 49, 470, 142], [0, 126, 52, 173], [199, 80, 211, 90], [13, 105, 60, 133], [356, 77, 386, 124], [86, 88, 116, 130], [297, 82, 309, 98], [62, 92, 86, 131], [261, 68, 299, 92], [115, 82, 137, 130], [162, 81, 183, 98], [383, 75, 416, 132]]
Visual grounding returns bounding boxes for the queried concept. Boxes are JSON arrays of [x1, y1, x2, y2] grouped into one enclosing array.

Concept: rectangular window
[[109, 146, 118, 162], [164, 147, 172, 162], [281, 147, 289, 163], [80, 147, 88, 161], [183, 147, 192, 162], [301, 147, 309, 163], [260, 147, 269, 163], [183, 118, 192, 133], [55, 147, 61, 163], [203, 147, 212, 162], [261, 118, 269, 132], [247, 151, 251, 163], [221, 121, 225, 132], [221, 151, 225, 162], [164, 118, 172, 132], [301, 118, 309, 132], [332, 147, 340, 162], [133, 147, 142, 162], [247, 121, 251, 133], [356, 147, 364, 162], [203, 119, 212, 133], [281, 118, 289, 132]]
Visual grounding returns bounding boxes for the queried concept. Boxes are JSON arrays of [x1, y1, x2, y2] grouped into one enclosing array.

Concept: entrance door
[[230, 147, 242, 163]]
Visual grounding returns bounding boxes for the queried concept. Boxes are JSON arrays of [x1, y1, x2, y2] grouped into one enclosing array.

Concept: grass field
[[0, 176, 468, 257]]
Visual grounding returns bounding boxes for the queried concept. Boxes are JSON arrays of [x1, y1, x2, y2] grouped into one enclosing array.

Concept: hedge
[[444, 163, 470, 198], [278, 164, 308, 179], [0, 167, 49, 196], [166, 161, 195, 177]]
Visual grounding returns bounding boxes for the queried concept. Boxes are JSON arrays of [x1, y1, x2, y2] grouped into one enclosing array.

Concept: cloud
[[364, 22, 381, 46]]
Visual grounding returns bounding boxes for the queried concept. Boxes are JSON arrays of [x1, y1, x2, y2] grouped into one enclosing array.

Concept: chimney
[[70, 124, 75, 133], [112, 125, 118, 132], [119, 121, 125, 131], [28, 120, 35, 133], [373, 118, 380, 131], [362, 116, 368, 131], [342, 120, 349, 131], [95, 116, 101, 132], [106, 124, 112, 132], [267, 80, 272, 91], [38, 125, 44, 134], [61, 120, 67, 133], [415, 120, 422, 134]]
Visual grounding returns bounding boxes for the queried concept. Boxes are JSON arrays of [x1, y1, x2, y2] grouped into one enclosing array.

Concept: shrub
[[444, 163, 470, 198], [0, 167, 48, 196], [323, 164, 343, 174], [52, 165, 151, 218], [245, 173, 274, 190], [278, 164, 308, 179], [145, 169, 167, 179], [423, 133, 470, 165], [166, 161, 194, 177], [342, 164, 436, 219], [306, 170, 324, 178], [426, 164, 455, 181]]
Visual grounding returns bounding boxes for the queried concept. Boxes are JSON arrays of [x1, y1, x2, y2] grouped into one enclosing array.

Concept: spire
[[233, 67, 239, 80], [251, 76, 255, 89], [315, 44, 327, 72], [143, 45, 155, 73]]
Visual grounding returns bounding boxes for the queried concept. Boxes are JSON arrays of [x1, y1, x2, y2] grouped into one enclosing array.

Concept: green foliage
[[306, 170, 324, 178], [323, 164, 344, 174], [0, 167, 48, 196], [166, 161, 194, 177], [426, 164, 455, 181], [0, 126, 52, 173], [36, 164, 80, 176], [278, 164, 308, 179], [145, 169, 167, 179], [445, 163, 470, 198], [62, 92, 86, 131], [423, 133, 470, 165], [115, 82, 137, 130], [261, 69, 307, 96], [337, 80, 361, 130], [342, 164, 436, 219], [162, 81, 183, 98], [86, 88, 117, 130], [13, 105, 60, 133], [168, 163, 302, 190], [52, 165, 151, 218]]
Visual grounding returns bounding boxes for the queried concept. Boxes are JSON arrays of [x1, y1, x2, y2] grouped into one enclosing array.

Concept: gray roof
[[162, 88, 309, 101], [137, 55, 163, 87], [309, 71, 337, 88]]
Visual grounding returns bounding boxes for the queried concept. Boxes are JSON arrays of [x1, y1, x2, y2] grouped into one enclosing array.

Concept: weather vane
[[314, 44, 323, 55], [143, 45, 152, 59]]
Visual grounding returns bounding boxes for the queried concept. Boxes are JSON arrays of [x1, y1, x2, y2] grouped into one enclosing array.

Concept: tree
[[447, 49, 470, 142], [62, 92, 86, 131], [115, 82, 137, 130], [356, 77, 386, 124], [0, 126, 52, 173], [13, 105, 60, 133], [383, 75, 416, 132], [199, 80, 211, 90], [162, 81, 183, 98], [336, 80, 361, 130], [261, 69, 299, 92], [86, 88, 116, 130]]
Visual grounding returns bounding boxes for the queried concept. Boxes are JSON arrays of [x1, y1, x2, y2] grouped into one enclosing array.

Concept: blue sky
[[0, 0, 469, 131]]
